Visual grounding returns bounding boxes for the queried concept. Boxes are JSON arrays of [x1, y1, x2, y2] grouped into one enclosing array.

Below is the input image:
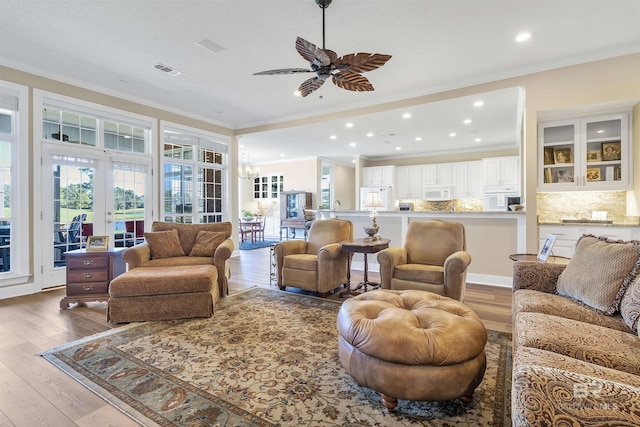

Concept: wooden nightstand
[[60, 248, 126, 309]]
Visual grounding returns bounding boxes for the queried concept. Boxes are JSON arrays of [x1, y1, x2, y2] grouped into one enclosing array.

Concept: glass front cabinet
[[279, 190, 312, 230], [253, 174, 284, 199], [538, 112, 630, 191]]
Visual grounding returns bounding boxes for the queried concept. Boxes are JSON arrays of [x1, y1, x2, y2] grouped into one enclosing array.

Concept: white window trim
[[160, 121, 231, 222], [0, 80, 32, 295]]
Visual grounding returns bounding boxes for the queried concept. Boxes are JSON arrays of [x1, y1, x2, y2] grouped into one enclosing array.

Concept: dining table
[[239, 218, 262, 244]]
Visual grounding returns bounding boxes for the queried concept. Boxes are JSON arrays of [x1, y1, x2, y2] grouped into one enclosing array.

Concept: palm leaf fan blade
[[296, 37, 331, 66], [332, 72, 374, 92], [299, 77, 326, 97], [335, 53, 392, 73], [253, 68, 314, 75]]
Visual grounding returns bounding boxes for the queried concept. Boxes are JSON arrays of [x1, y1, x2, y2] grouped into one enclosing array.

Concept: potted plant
[[241, 210, 254, 221]]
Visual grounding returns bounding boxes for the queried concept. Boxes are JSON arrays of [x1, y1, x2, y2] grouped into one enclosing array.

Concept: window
[[162, 125, 228, 223], [0, 81, 28, 286]]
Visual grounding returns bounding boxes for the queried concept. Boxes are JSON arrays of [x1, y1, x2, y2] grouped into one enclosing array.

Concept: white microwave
[[424, 186, 453, 201]]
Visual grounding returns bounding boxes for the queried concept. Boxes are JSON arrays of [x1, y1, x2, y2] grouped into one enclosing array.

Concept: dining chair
[[239, 218, 254, 243], [252, 216, 266, 242]]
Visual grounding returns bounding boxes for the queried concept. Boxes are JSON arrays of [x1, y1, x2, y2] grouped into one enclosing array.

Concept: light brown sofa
[[511, 234, 640, 426], [107, 221, 233, 323], [377, 220, 471, 301]]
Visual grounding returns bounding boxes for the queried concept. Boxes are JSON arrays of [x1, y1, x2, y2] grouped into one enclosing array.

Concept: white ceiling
[[1, 0, 639, 165]]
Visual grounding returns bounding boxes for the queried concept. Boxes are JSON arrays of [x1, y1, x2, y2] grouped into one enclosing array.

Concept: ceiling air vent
[[154, 63, 182, 76]]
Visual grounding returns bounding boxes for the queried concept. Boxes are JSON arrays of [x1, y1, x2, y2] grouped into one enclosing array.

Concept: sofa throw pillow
[[557, 235, 640, 315], [620, 275, 640, 332], [144, 229, 185, 259], [189, 231, 226, 257]]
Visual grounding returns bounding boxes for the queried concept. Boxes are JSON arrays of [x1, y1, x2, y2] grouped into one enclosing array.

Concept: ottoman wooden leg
[[459, 393, 474, 405], [381, 394, 397, 412]]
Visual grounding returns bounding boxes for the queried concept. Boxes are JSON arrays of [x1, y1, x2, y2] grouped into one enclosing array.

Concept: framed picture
[[538, 234, 557, 261], [87, 235, 109, 251], [586, 150, 601, 162], [586, 167, 601, 182], [553, 148, 572, 164], [543, 147, 555, 165], [555, 169, 574, 183], [601, 142, 621, 161]]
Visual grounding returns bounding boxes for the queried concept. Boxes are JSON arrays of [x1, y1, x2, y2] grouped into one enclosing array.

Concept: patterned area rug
[[41, 287, 512, 426], [239, 239, 279, 250]]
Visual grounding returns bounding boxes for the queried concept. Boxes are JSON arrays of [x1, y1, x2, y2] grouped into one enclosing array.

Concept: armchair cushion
[[557, 235, 640, 315], [144, 229, 185, 259], [393, 264, 443, 284], [283, 254, 317, 271], [189, 231, 227, 257]]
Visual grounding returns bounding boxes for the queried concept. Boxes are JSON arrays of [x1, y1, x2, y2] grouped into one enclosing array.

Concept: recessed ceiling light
[[473, 100, 484, 107], [415, 137, 422, 141], [330, 135, 337, 140], [597, 129, 605, 133], [280, 153, 285, 157], [402, 113, 411, 119], [351, 159, 356, 163], [345, 122, 354, 128], [395, 146, 402, 151], [239, 145, 245, 149], [449, 132, 456, 137], [463, 119, 472, 124], [294, 91, 301, 97], [366, 132, 374, 137], [516, 32, 532, 42], [475, 138, 482, 142], [349, 142, 356, 147]]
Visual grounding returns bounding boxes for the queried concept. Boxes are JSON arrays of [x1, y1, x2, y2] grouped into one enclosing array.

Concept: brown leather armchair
[[376, 220, 471, 301], [274, 218, 353, 297]]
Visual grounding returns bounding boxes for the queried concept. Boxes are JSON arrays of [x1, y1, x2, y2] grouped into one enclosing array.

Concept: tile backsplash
[[537, 191, 639, 225]]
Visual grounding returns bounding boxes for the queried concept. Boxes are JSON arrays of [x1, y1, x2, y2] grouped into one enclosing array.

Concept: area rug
[[239, 239, 279, 250], [40, 287, 512, 426]]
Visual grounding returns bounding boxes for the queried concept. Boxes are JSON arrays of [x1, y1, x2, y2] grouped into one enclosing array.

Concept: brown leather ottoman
[[107, 265, 218, 323], [337, 289, 487, 412]]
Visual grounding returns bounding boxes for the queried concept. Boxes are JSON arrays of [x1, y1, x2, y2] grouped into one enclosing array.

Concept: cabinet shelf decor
[[538, 113, 630, 191], [279, 190, 312, 240]]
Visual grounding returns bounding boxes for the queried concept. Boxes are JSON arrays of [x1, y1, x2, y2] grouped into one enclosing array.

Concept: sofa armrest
[[122, 243, 151, 270], [513, 261, 566, 293], [376, 247, 407, 289], [213, 238, 234, 296], [317, 243, 345, 261]]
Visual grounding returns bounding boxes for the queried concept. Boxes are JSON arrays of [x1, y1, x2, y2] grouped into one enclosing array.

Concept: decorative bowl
[[363, 226, 379, 238], [508, 204, 524, 211]]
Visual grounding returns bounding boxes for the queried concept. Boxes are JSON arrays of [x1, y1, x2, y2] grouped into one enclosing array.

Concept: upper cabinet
[[538, 113, 630, 191], [422, 163, 453, 186], [483, 156, 520, 190], [453, 161, 484, 198], [362, 165, 396, 187], [253, 174, 284, 199], [396, 165, 422, 199]]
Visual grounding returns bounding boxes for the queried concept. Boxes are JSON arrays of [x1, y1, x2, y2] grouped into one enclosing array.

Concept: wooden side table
[[509, 253, 571, 264], [60, 248, 126, 309], [339, 238, 390, 298]]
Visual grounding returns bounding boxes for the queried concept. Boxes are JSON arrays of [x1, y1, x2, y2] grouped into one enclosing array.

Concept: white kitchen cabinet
[[483, 156, 519, 190], [362, 165, 395, 187], [396, 165, 422, 199], [538, 225, 637, 258], [538, 113, 630, 191], [422, 163, 452, 186], [452, 161, 484, 198]]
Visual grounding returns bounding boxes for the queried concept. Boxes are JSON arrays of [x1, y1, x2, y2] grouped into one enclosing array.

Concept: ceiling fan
[[253, 0, 392, 97]]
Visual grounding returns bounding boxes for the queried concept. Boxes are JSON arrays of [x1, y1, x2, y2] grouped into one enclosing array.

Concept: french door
[[41, 144, 151, 288]]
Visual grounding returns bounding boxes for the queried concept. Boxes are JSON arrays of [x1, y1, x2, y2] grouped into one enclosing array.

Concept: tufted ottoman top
[[337, 289, 487, 366]]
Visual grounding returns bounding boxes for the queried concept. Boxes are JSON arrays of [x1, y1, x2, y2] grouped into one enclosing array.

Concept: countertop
[[539, 221, 640, 227], [314, 209, 526, 215]]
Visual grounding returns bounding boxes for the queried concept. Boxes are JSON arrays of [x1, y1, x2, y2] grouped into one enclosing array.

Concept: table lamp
[[363, 191, 383, 240]]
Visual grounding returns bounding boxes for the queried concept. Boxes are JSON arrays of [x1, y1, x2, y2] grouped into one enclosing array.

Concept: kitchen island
[[314, 210, 526, 287]]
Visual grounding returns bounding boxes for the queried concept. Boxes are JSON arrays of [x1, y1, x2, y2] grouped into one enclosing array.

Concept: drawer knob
[[83, 259, 94, 265], [82, 285, 94, 291], [83, 272, 93, 278]]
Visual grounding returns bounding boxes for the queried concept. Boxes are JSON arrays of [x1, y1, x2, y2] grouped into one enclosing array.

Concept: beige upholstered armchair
[[274, 218, 353, 297], [376, 220, 471, 301]]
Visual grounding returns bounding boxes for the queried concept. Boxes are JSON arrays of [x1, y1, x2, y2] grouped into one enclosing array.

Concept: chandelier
[[238, 153, 260, 180]]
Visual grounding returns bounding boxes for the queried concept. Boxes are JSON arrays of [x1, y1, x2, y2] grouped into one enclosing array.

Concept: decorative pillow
[[620, 275, 640, 332], [189, 231, 227, 257], [557, 235, 640, 315], [144, 229, 185, 259]]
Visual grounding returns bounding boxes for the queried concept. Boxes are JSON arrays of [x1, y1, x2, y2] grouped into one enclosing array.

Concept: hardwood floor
[[0, 246, 512, 426]]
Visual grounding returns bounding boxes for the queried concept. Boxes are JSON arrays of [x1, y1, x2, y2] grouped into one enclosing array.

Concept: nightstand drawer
[[66, 282, 109, 295], [67, 256, 110, 269], [67, 269, 109, 283]]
